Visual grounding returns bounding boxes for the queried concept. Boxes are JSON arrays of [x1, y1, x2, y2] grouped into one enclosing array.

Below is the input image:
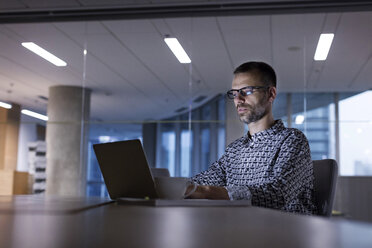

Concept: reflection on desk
[[1, 196, 372, 248]]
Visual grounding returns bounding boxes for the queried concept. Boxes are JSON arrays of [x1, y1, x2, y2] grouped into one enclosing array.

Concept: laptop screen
[[93, 139, 158, 199]]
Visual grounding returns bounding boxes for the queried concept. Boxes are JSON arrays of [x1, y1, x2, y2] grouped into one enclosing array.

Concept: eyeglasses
[[226, 86, 269, 99]]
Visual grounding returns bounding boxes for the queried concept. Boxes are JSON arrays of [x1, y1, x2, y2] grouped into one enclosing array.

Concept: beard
[[237, 98, 269, 124]]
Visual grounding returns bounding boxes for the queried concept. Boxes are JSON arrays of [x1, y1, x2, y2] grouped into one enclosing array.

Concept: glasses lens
[[226, 91, 235, 99]]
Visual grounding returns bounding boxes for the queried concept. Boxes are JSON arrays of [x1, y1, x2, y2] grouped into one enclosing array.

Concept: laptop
[[93, 139, 251, 207]]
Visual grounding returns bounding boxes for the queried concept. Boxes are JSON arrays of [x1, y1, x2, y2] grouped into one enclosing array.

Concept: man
[[188, 61, 316, 215]]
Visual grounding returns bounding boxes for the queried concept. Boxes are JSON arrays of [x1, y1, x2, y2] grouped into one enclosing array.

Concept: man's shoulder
[[283, 127, 308, 138], [279, 127, 309, 144]]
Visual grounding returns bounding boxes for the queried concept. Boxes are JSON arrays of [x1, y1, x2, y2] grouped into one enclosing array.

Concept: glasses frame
[[226, 86, 270, 99]]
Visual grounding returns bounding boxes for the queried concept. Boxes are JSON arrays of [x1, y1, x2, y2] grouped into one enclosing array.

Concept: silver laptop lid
[[93, 139, 158, 200]]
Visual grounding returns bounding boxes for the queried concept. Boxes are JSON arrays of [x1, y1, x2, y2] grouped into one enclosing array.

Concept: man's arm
[[187, 151, 231, 199], [191, 153, 228, 186], [186, 185, 229, 200]]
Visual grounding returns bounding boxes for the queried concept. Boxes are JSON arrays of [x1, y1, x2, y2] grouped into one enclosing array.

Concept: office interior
[[0, 0, 372, 223]]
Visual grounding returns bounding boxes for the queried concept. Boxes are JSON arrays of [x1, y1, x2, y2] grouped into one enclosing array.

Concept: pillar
[[142, 123, 157, 168], [46, 86, 91, 196]]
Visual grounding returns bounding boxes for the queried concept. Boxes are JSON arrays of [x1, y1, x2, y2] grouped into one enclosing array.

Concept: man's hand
[[185, 185, 229, 200]]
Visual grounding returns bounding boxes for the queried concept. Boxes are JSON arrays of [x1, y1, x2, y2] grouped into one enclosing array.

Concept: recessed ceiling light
[[164, 37, 191, 64], [21, 42, 67, 67], [0, 101, 12, 109], [288, 46, 301, 51], [21, 109, 48, 121], [314, 33, 334, 61]]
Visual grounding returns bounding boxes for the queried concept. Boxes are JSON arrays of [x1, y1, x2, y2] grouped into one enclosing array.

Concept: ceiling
[[0, 4, 372, 121]]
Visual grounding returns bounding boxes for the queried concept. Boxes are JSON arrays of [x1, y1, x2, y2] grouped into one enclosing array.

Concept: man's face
[[231, 72, 272, 124]]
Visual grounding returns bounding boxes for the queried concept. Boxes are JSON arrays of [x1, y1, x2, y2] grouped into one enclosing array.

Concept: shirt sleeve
[[191, 142, 253, 201], [245, 130, 313, 210], [191, 153, 227, 187]]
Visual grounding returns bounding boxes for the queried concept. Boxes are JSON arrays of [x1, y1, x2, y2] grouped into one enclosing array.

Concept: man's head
[[228, 61, 277, 125], [233, 61, 276, 88]]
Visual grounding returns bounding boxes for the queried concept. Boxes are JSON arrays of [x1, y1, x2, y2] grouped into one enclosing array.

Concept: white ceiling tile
[[1, 11, 372, 120], [219, 15, 272, 66], [317, 12, 372, 91]]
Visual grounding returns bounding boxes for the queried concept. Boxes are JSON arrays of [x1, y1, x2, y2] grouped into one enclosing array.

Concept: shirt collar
[[244, 119, 285, 143]]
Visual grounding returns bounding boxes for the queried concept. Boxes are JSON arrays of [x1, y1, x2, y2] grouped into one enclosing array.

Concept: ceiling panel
[[108, 20, 195, 103], [82, 33, 179, 106], [179, 17, 233, 92], [271, 14, 322, 92], [1, 11, 372, 120], [2, 23, 87, 88], [317, 12, 372, 91], [219, 15, 272, 67]]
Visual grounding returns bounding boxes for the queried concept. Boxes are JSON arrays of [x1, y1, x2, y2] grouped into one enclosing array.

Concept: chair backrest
[[312, 159, 338, 217], [150, 168, 170, 178]]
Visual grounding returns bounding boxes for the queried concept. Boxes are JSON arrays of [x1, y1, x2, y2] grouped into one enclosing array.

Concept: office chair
[[312, 159, 338, 217], [150, 168, 170, 178]]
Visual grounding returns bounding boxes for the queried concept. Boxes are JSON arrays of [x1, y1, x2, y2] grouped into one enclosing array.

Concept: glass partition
[[339, 91, 372, 175], [1, 10, 371, 197]]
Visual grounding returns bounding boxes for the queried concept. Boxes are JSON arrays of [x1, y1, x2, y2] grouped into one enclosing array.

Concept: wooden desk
[[1, 196, 372, 248]]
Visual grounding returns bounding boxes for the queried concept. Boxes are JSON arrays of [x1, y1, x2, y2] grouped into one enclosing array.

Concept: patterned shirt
[[191, 120, 317, 215]]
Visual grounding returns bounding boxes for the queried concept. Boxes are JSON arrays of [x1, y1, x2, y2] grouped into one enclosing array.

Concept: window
[[87, 124, 142, 197], [339, 91, 372, 176], [156, 95, 225, 177]]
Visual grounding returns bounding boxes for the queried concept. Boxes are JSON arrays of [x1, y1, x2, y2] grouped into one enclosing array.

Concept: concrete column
[[0, 104, 21, 170], [142, 122, 157, 168], [225, 100, 245, 146], [46, 86, 91, 196]]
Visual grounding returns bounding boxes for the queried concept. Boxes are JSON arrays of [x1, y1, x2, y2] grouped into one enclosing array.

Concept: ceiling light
[[21, 42, 67, 67], [295, 115, 305, 124], [314, 33, 334, 61], [0, 101, 12, 109], [21, 109, 48, 121], [164, 38, 191, 64]]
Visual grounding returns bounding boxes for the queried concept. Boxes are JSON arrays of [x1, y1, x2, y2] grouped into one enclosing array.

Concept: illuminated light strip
[[21, 109, 48, 121], [314, 33, 334, 61], [0, 101, 12, 109], [22, 42, 67, 67], [164, 38, 191, 64]]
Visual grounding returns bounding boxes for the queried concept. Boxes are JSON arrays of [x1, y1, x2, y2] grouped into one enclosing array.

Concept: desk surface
[[1, 196, 372, 248]]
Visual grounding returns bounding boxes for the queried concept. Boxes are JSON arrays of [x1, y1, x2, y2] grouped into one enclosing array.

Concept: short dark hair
[[233, 61, 276, 87]]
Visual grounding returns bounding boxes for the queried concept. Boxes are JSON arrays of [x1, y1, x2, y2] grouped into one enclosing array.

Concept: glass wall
[[1, 8, 371, 198], [339, 91, 372, 176], [86, 124, 142, 197], [156, 95, 225, 177]]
